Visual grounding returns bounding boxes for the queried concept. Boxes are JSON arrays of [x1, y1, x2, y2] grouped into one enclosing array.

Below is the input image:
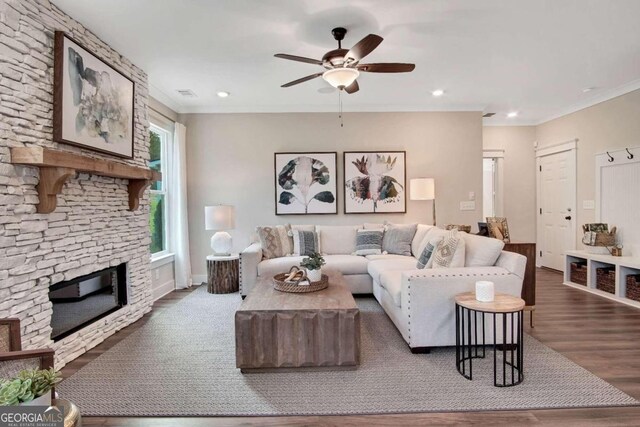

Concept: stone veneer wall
[[0, 0, 153, 367]]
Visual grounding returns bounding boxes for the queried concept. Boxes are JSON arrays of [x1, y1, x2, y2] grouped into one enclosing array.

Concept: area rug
[[57, 286, 637, 416]]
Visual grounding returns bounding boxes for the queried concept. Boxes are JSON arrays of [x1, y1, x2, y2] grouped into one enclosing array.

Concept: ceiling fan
[[275, 27, 415, 94]]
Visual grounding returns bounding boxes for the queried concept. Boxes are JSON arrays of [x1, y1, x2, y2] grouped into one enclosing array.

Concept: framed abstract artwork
[[274, 152, 338, 215], [344, 151, 406, 214], [53, 31, 135, 158]]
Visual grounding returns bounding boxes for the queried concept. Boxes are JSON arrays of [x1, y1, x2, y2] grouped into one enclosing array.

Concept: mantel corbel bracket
[[128, 179, 153, 211], [37, 167, 76, 214]]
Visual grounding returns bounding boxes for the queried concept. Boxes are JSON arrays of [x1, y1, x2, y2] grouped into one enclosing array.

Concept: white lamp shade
[[322, 68, 360, 89], [410, 178, 435, 200], [204, 205, 235, 231]]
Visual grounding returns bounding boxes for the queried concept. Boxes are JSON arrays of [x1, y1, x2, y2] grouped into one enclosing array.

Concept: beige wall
[[536, 89, 640, 246], [183, 112, 484, 276], [483, 126, 537, 242]]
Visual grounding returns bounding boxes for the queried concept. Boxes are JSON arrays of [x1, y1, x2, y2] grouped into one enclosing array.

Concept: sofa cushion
[[382, 223, 417, 256], [462, 233, 505, 267], [323, 255, 369, 275], [256, 224, 293, 259], [291, 225, 316, 232], [292, 230, 320, 256], [317, 225, 359, 255], [258, 256, 305, 277], [411, 224, 435, 257], [365, 254, 412, 261], [368, 257, 417, 283], [354, 229, 383, 256], [416, 237, 442, 269], [379, 271, 402, 307], [432, 230, 466, 269]]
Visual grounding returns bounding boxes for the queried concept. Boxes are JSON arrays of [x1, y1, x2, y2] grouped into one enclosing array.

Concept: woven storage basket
[[626, 274, 640, 302], [273, 273, 328, 293], [446, 224, 472, 233], [570, 262, 587, 286], [596, 267, 616, 294]]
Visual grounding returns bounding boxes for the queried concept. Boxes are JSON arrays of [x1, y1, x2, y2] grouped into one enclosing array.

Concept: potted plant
[[0, 368, 61, 406], [300, 252, 326, 283]]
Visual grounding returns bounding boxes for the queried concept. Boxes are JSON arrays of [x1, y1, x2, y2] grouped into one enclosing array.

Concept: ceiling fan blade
[[274, 53, 323, 66], [345, 34, 383, 62], [344, 80, 359, 94], [357, 63, 416, 73], [281, 72, 323, 88]]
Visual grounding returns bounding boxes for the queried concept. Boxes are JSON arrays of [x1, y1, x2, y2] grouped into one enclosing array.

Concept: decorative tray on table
[[273, 267, 328, 293]]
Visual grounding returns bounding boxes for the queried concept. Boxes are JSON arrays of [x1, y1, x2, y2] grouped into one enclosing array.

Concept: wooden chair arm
[[0, 318, 22, 351], [0, 348, 55, 369]]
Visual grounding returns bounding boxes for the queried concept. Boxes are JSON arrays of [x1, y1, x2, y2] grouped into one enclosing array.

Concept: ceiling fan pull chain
[[339, 90, 344, 127]]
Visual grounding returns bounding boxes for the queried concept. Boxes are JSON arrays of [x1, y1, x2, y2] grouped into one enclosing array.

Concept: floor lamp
[[410, 178, 436, 225]]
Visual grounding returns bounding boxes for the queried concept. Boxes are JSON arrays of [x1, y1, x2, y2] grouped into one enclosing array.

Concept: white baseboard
[[153, 279, 175, 301], [192, 274, 207, 285]]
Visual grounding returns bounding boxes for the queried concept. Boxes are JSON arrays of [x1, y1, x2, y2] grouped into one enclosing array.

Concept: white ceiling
[[52, 0, 640, 125]]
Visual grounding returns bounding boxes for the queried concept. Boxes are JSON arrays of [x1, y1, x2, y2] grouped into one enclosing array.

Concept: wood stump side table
[[206, 254, 239, 294]]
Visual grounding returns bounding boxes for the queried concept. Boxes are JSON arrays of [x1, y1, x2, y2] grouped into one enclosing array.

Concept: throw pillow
[[432, 230, 466, 269], [355, 229, 383, 256], [416, 237, 443, 269], [382, 223, 418, 256], [256, 224, 293, 259], [292, 229, 320, 256]]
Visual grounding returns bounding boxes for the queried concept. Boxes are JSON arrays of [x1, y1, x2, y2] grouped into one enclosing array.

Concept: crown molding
[[536, 78, 640, 125]]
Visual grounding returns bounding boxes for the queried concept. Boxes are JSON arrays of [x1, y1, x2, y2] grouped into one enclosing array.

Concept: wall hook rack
[[626, 148, 634, 160], [606, 152, 614, 162]]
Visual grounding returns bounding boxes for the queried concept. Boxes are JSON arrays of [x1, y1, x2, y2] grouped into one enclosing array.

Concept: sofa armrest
[[240, 243, 262, 296], [400, 267, 524, 347], [495, 251, 527, 280]]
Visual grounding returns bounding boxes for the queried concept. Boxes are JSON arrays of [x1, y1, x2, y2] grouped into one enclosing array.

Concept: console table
[[503, 242, 536, 326]]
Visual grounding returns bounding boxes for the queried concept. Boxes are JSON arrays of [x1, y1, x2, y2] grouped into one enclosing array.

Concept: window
[[149, 123, 170, 256]]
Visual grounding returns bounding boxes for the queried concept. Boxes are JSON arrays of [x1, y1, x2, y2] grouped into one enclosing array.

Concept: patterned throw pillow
[[292, 230, 320, 256], [256, 224, 293, 259], [416, 237, 443, 269], [382, 223, 418, 256], [432, 230, 466, 269], [355, 229, 383, 256]]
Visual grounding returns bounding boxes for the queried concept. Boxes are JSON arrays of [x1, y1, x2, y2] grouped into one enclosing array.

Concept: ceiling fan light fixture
[[322, 67, 359, 89]]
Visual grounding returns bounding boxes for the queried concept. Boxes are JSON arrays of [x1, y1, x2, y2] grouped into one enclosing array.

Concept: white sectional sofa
[[240, 224, 527, 352]]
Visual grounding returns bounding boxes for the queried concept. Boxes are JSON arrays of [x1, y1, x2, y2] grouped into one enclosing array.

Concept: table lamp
[[205, 205, 235, 256], [410, 178, 436, 225]]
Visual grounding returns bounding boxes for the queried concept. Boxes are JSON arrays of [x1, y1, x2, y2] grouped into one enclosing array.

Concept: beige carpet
[[58, 285, 638, 416]]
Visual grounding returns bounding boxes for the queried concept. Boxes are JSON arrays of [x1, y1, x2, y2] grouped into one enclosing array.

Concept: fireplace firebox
[[49, 263, 127, 341]]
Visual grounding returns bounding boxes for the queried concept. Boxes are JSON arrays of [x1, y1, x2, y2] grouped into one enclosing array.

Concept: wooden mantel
[[10, 147, 161, 213]]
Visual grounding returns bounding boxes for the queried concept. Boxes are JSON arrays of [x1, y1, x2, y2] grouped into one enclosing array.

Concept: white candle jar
[[475, 280, 495, 302]]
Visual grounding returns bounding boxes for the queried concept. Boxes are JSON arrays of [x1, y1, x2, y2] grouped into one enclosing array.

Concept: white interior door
[[538, 150, 576, 271]]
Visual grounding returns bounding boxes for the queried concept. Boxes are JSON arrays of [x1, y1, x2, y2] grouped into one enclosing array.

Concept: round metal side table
[[455, 292, 525, 387]]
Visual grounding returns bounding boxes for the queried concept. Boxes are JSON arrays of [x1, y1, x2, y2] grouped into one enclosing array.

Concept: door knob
[[565, 216, 572, 220]]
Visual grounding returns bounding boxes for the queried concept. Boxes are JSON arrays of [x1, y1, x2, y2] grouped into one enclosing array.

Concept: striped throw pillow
[[416, 237, 442, 269], [355, 229, 383, 256], [292, 230, 320, 256]]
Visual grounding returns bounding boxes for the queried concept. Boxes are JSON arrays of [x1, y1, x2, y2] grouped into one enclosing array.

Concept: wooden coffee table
[[235, 270, 360, 372]]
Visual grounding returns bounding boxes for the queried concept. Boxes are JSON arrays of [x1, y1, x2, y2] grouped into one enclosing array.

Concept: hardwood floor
[[62, 269, 640, 426]]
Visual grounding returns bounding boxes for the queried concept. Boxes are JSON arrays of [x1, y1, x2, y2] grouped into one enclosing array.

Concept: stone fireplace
[[0, 0, 154, 367], [49, 263, 128, 341]]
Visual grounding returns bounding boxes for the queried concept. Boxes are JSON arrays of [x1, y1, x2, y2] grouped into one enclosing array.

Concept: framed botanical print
[[344, 151, 406, 214], [274, 152, 338, 215], [53, 31, 135, 158]]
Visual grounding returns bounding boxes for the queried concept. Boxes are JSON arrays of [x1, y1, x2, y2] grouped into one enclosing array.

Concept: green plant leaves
[[0, 368, 61, 405]]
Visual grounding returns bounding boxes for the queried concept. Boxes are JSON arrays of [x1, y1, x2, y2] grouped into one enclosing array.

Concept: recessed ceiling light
[[432, 89, 444, 97], [217, 91, 230, 98], [507, 111, 519, 118], [582, 87, 596, 93]]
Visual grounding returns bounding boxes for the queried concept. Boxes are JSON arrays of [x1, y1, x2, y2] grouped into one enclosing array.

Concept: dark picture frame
[[53, 31, 135, 158], [343, 151, 407, 214], [274, 152, 338, 215]]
